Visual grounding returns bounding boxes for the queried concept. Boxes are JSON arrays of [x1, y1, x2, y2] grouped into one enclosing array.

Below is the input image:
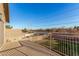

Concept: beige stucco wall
[[0, 3, 6, 22], [0, 4, 6, 48], [0, 21, 4, 47]]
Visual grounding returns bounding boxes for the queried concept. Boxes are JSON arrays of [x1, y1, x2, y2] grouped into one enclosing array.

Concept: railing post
[[49, 33, 52, 56]]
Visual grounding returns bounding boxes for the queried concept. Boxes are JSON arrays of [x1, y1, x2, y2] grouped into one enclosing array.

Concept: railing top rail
[[50, 32, 79, 41], [52, 32, 79, 35]]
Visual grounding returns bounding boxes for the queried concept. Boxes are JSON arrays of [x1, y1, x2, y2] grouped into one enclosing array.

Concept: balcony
[[34, 32, 79, 56]]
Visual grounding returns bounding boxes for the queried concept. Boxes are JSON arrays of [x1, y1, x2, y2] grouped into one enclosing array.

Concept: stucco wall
[[0, 21, 4, 47], [0, 4, 5, 48], [0, 3, 6, 22], [0, 3, 9, 50]]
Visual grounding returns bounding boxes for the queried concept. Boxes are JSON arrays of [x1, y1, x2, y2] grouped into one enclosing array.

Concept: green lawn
[[37, 39, 79, 56]]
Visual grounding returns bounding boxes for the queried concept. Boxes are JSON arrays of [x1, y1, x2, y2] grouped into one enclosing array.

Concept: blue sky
[[9, 3, 79, 29]]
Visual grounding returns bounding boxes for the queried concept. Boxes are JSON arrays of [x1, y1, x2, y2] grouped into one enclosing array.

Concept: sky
[[9, 3, 79, 29]]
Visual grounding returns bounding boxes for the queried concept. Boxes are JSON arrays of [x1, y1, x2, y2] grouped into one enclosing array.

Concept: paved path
[[0, 40, 60, 56]]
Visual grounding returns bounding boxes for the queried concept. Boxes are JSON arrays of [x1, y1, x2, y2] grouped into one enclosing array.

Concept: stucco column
[[0, 20, 5, 48], [0, 3, 21, 51]]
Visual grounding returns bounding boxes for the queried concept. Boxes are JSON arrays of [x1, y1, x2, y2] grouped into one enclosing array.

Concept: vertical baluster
[[77, 37, 79, 55], [62, 39, 63, 53], [72, 37, 75, 56], [66, 37, 69, 55], [62, 36, 63, 53], [71, 37, 73, 56], [58, 36, 61, 51], [60, 36, 62, 52], [65, 36, 67, 54], [62, 36, 65, 53], [50, 33, 52, 56], [60, 38, 62, 53], [71, 36, 74, 56], [64, 36, 66, 55], [75, 37, 78, 56], [66, 35, 69, 56], [62, 37, 65, 53], [57, 38, 59, 51], [74, 37, 76, 56], [69, 37, 72, 56], [63, 36, 65, 54], [49, 33, 52, 51]]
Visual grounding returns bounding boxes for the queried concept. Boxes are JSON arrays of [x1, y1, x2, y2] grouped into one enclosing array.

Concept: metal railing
[[14, 31, 79, 56], [50, 32, 79, 56]]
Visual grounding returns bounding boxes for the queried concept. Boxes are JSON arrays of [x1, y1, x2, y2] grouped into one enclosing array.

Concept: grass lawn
[[36, 38, 79, 56]]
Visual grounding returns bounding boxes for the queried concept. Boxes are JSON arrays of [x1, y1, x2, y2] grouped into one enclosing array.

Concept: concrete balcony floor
[[0, 40, 60, 56]]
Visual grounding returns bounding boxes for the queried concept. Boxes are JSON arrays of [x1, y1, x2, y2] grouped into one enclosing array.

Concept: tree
[[6, 25, 13, 29], [45, 29, 50, 32], [22, 28, 27, 33], [74, 26, 79, 30]]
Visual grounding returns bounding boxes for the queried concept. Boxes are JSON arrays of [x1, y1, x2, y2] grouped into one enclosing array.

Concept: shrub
[[6, 25, 13, 29], [22, 28, 27, 33]]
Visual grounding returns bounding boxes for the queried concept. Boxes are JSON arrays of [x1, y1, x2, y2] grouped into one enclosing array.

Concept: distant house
[[0, 3, 9, 48]]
